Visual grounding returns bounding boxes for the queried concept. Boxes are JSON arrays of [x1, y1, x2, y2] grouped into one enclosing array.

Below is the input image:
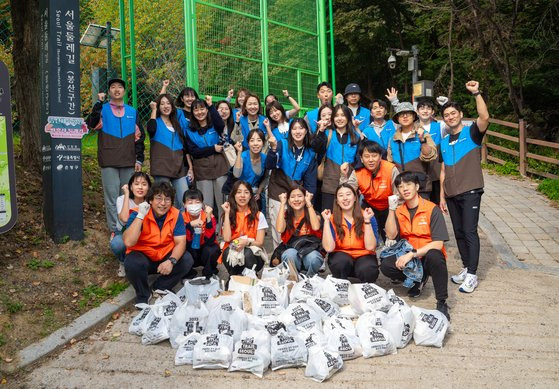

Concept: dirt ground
[[0, 145, 126, 362]]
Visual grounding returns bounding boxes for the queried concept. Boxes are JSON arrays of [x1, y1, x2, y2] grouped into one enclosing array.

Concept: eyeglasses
[[153, 196, 172, 204], [399, 112, 414, 117]]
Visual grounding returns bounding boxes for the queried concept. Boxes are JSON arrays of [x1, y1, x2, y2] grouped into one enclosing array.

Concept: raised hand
[[234, 142, 243, 153], [305, 191, 314, 207], [162, 79, 170, 87], [149, 101, 157, 111], [321, 209, 332, 221], [204, 205, 213, 216], [263, 118, 271, 129], [465, 80, 479, 94], [268, 136, 278, 151], [362, 207, 374, 220], [121, 184, 129, 196], [137, 202, 151, 220], [340, 162, 350, 178], [97, 92, 106, 102], [235, 110, 241, 123], [214, 144, 224, 153], [278, 192, 287, 205], [388, 194, 399, 211], [282, 89, 290, 97], [205, 95, 213, 106], [385, 87, 398, 102], [221, 201, 231, 214], [227, 89, 234, 99]]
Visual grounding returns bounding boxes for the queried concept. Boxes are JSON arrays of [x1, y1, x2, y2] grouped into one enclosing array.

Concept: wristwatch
[[411, 249, 417, 255], [472, 91, 481, 96], [168, 257, 178, 265]]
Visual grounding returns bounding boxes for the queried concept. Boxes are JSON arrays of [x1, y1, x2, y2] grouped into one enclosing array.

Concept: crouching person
[[380, 171, 450, 320], [182, 189, 220, 279], [123, 182, 194, 304]]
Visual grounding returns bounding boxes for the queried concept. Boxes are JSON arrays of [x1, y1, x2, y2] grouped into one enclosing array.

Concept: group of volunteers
[[87, 76, 489, 322]]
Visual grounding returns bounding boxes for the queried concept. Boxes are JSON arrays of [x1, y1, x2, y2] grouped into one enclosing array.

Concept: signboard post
[[40, 0, 85, 242], [0, 61, 18, 234]]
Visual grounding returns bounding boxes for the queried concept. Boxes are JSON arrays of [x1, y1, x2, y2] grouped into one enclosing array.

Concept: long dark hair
[[332, 104, 359, 145], [332, 183, 364, 240], [188, 99, 213, 133], [284, 185, 313, 234], [127, 172, 152, 200], [287, 118, 311, 150], [156, 94, 184, 144], [216, 100, 234, 132], [176, 87, 199, 108], [226, 180, 259, 231], [265, 100, 287, 129]]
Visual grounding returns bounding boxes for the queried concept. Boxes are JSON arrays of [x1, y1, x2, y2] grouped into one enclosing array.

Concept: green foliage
[[1, 295, 23, 314], [537, 179, 559, 201], [79, 281, 128, 308], [0, 332, 6, 347], [27, 259, 55, 270]]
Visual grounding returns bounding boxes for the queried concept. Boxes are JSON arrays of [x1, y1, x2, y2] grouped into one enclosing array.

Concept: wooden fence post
[[519, 118, 527, 176]]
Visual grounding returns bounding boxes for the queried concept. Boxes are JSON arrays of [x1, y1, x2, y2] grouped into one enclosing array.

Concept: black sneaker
[[436, 301, 451, 322], [407, 276, 429, 298]]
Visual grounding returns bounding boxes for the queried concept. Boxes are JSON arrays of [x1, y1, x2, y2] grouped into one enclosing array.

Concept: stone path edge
[[0, 285, 136, 375]]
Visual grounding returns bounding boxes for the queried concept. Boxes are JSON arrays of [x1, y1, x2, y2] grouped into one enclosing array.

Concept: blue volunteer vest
[[176, 109, 190, 131], [151, 118, 185, 151], [277, 139, 315, 181], [325, 129, 358, 166], [271, 119, 292, 142], [306, 108, 319, 133], [239, 115, 266, 149], [101, 103, 136, 138], [187, 126, 220, 149], [426, 121, 442, 145], [363, 120, 396, 149], [440, 125, 480, 167], [388, 132, 422, 166], [240, 150, 267, 187], [353, 106, 371, 131]]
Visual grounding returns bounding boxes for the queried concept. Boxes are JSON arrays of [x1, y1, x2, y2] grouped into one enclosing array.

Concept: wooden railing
[[467, 118, 559, 179]]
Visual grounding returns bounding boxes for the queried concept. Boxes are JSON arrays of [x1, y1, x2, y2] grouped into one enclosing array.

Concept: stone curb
[[0, 285, 136, 374]]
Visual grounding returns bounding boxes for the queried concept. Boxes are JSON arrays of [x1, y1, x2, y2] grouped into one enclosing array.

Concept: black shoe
[[407, 276, 429, 298], [184, 269, 198, 280], [390, 278, 402, 285], [436, 301, 451, 322]]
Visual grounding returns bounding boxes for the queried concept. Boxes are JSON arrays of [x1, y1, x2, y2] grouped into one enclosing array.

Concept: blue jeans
[[153, 175, 189, 210], [110, 231, 126, 264], [281, 248, 323, 277]]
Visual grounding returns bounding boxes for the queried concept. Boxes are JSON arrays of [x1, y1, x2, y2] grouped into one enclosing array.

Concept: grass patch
[[482, 161, 520, 176], [41, 307, 58, 337], [0, 333, 6, 347], [537, 179, 559, 201], [26, 259, 55, 270], [2, 296, 23, 314], [79, 282, 128, 308]]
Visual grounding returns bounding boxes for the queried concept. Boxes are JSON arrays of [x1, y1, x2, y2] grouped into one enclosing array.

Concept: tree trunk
[[10, 0, 41, 172]]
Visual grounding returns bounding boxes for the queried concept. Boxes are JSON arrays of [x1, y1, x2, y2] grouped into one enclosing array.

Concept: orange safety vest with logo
[[331, 219, 374, 258], [395, 198, 447, 258], [219, 210, 259, 263], [355, 160, 395, 211], [281, 212, 322, 244], [182, 210, 217, 245], [126, 207, 180, 261]]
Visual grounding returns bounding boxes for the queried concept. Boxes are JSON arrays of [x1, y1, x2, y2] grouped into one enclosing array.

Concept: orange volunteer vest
[[355, 160, 395, 211], [332, 219, 374, 258]]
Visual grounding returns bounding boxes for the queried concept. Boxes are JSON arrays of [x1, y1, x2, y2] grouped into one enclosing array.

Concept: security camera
[[388, 54, 396, 69]]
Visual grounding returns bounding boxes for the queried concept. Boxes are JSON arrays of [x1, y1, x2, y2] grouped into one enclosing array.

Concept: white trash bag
[[348, 283, 387, 314], [338, 304, 359, 319], [205, 306, 247, 344], [270, 329, 308, 370], [250, 283, 287, 317], [411, 306, 449, 347], [304, 345, 343, 383], [278, 302, 322, 331], [321, 275, 351, 305], [306, 297, 340, 319], [301, 327, 326, 350], [192, 332, 234, 369], [247, 314, 288, 336], [323, 316, 356, 337], [383, 301, 415, 349], [229, 329, 272, 378], [177, 277, 220, 304], [205, 291, 243, 313], [141, 304, 170, 345], [174, 332, 202, 366], [356, 315, 397, 357], [289, 277, 322, 302], [325, 328, 362, 360], [261, 262, 290, 286], [129, 304, 153, 336], [169, 301, 209, 348]]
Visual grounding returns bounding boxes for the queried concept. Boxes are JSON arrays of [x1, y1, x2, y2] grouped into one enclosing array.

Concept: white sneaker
[[459, 273, 478, 293], [117, 263, 126, 278], [451, 267, 468, 284]]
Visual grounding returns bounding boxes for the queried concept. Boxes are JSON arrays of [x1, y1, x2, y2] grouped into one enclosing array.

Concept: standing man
[[439, 81, 489, 294], [304, 81, 334, 133], [123, 182, 193, 304], [86, 78, 145, 239], [363, 99, 396, 151], [343, 83, 370, 132], [381, 171, 450, 321]]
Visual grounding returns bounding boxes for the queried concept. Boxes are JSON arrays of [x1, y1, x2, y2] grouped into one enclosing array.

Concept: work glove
[[136, 202, 151, 220]]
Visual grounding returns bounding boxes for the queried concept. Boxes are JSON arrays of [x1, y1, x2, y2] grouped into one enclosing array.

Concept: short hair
[[441, 101, 463, 115], [265, 100, 287, 127], [394, 171, 420, 187], [183, 188, 203, 203], [358, 140, 384, 157], [316, 81, 333, 93], [247, 128, 266, 144], [127, 172, 152, 199], [241, 92, 262, 116], [147, 181, 175, 203], [416, 97, 436, 111], [369, 99, 388, 110], [176, 87, 199, 108]]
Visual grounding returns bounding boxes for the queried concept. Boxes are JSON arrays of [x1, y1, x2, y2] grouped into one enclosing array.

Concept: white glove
[[388, 195, 399, 211], [136, 201, 151, 220], [384, 239, 397, 248]]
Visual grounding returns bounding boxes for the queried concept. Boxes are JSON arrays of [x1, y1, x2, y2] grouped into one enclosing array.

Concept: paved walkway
[[481, 172, 559, 270], [11, 171, 559, 388]]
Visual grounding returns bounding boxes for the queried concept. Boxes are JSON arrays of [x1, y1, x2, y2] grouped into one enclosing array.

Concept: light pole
[[387, 45, 420, 96]]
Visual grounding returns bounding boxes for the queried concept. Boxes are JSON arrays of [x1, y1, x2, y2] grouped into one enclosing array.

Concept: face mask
[[187, 203, 202, 216]]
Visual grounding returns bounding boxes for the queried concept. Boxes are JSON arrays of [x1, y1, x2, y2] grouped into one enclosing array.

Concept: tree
[[10, 0, 40, 171]]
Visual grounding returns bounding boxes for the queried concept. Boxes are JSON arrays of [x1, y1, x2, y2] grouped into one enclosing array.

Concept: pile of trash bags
[[128, 264, 449, 382]]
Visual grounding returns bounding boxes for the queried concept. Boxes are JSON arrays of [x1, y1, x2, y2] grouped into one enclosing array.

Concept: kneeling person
[[381, 172, 450, 320], [183, 189, 220, 279], [123, 182, 193, 304]]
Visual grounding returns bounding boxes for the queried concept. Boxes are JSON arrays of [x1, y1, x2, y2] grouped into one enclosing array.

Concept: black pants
[[446, 190, 483, 274], [430, 180, 441, 205], [321, 192, 335, 212], [328, 251, 379, 283], [380, 249, 448, 301], [222, 247, 264, 276], [189, 243, 220, 279], [124, 250, 193, 304]]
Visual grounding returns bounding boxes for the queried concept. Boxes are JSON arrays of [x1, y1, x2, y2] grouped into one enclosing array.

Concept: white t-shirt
[[116, 195, 139, 231], [401, 131, 413, 142], [256, 211, 268, 230]]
